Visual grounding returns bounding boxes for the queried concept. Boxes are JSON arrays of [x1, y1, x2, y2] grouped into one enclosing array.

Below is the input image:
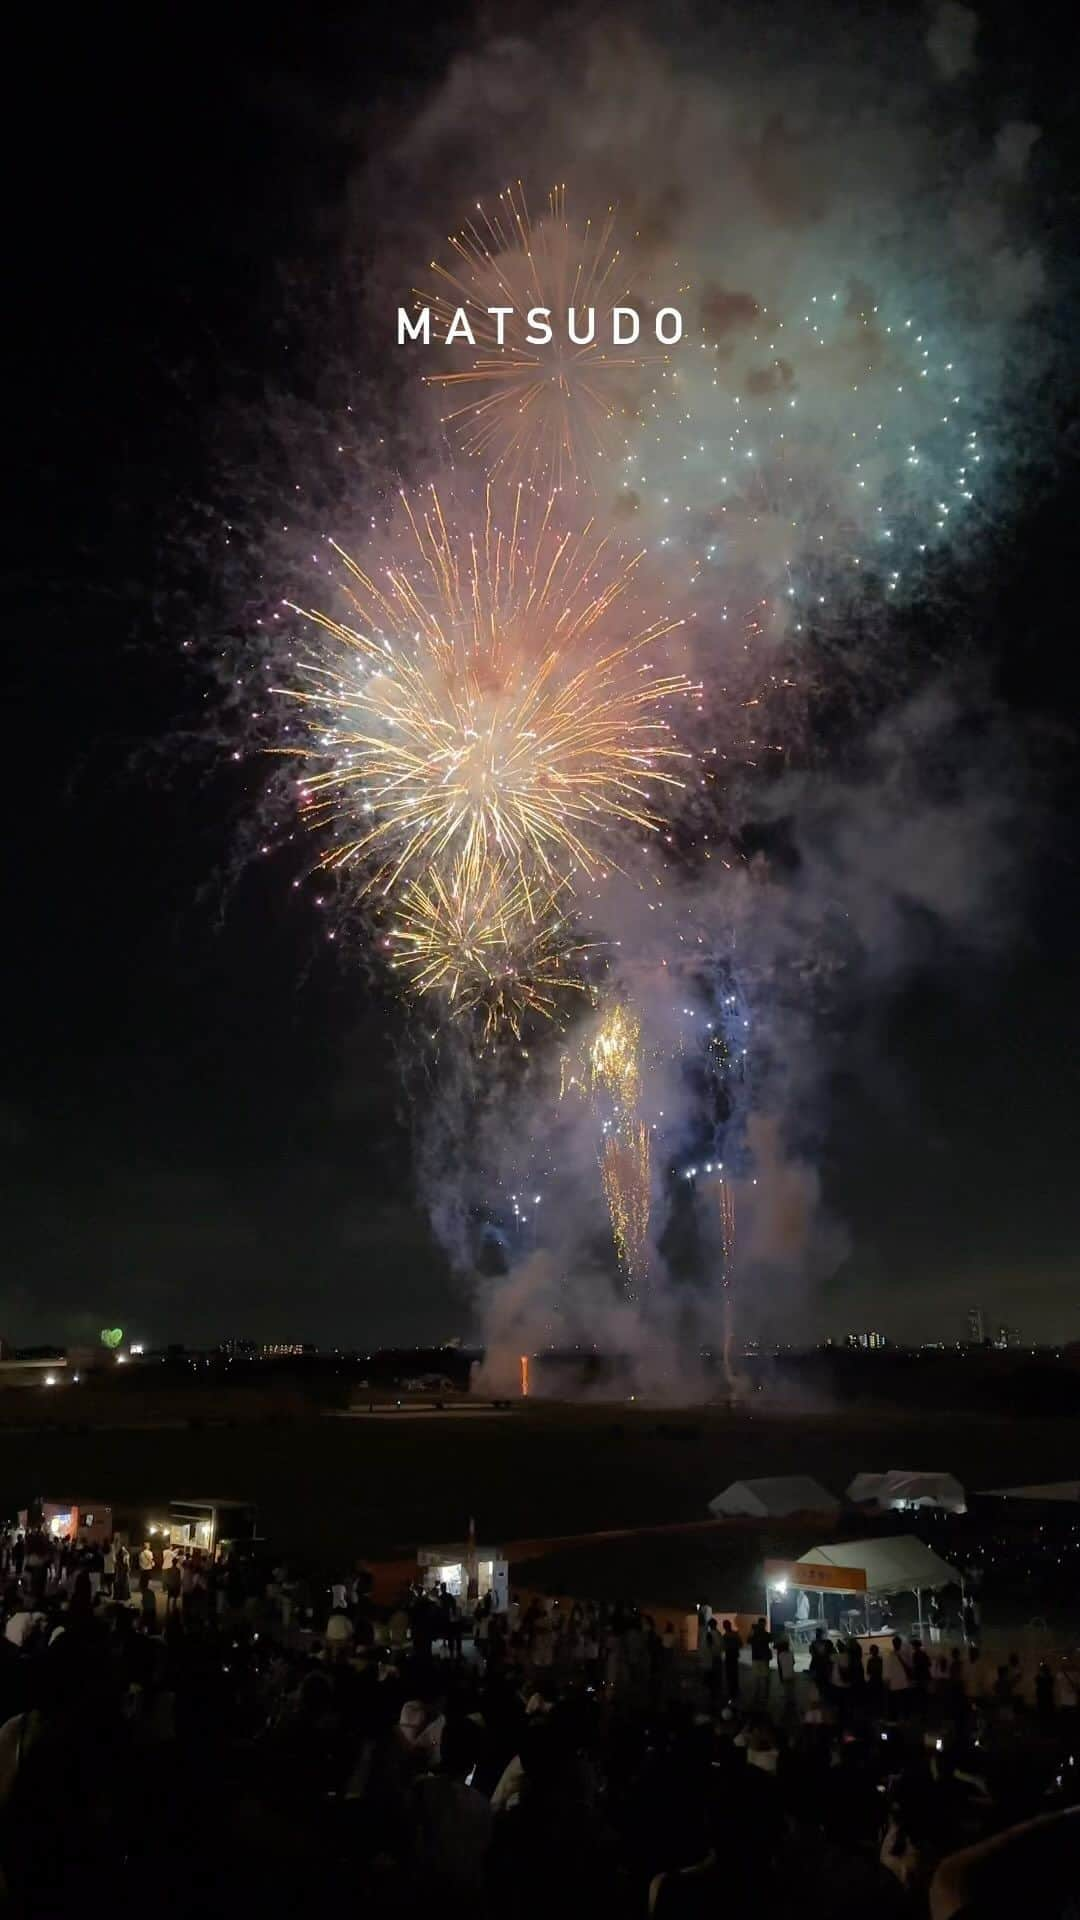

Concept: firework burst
[[620, 284, 976, 631], [420, 185, 659, 492], [277, 483, 695, 907], [388, 862, 589, 1041], [586, 997, 642, 1113]]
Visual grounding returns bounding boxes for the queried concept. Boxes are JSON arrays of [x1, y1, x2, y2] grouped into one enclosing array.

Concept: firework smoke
[[234, 0, 1050, 1389]]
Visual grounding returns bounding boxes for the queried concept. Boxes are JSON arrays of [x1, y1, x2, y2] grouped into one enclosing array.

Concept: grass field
[[3, 1397, 1077, 1565]]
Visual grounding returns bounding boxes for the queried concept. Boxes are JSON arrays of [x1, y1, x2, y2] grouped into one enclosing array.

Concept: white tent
[[708, 1476, 838, 1520], [981, 1482, 1080, 1504], [800, 1535, 960, 1595], [847, 1471, 966, 1514]]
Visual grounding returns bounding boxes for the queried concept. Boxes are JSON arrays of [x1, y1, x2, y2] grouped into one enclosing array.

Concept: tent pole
[[915, 1586, 922, 1634]]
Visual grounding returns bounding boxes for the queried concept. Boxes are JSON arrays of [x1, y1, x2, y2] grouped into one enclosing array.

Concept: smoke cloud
[[233, 0, 1052, 1389]]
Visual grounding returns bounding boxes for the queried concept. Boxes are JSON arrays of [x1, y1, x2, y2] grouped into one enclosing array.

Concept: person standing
[[809, 1630, 835, 1703], [411, 1717, 493, 1900], [884, 1635, 913, 1719], [775, 1634, 797, 1724], [910, 1637, 931, 1713], [140, 1575, 157, 1627], [699, 1618, 719, 1714], [473, 1595, 490, 1661], [163, 1555, 182, 1616], [445, 1593, 464, 1660], [180, 1553, 199, 1620], [530, 1604, 554, 1675], [721, 1619, 742, 1707], [866, 1643, 885, 1716], [749, 1617, 772, 1710], [947, 1645, 968, 1723], [962, 1597, 979, 1647], [325, 1606, 354, 1658]]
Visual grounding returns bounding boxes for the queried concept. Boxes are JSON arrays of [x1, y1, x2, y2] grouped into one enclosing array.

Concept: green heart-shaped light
[[100, 1327, 124, 1350]]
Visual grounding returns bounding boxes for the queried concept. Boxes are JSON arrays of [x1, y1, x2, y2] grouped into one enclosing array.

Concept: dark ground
[[4, 1399, 1078, 1562]]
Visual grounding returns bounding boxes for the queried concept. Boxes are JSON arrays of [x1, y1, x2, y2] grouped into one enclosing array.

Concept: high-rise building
[[967, 1306, 985, 1346], [846, 1331, 887, 1350], [994, 1324, 1022, 1349]]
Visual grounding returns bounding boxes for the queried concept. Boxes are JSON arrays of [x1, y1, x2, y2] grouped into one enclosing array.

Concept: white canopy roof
[[708, 1476, 838, 1519], [800, 1535, 960, 1595], [981, 1482, 1080, 1503], [847, 1471, 967, 1514]]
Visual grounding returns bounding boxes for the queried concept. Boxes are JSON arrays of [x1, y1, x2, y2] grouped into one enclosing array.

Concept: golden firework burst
[[388, 861, 589, 1041], [420, 185, 658, 491], [277, 482, 694, 906]]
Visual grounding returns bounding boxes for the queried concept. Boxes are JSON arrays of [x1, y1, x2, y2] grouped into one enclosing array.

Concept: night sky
[[6, 3, 1079, 1352]]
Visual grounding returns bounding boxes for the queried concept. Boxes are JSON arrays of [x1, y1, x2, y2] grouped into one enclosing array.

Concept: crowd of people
[[0, 1524, 1077, 1916]]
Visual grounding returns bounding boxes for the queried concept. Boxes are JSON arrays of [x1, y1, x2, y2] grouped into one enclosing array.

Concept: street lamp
[[766, 1575, 788, 1634]]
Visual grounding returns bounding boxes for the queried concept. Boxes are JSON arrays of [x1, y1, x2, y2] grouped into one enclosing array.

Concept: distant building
[[994, 1324, 1022, 1349], [846, 1331, 887, 1350], [259, 1342, 308, 1358], [0, 1352, 69, 1389], [967, 1306, 985, 1346]]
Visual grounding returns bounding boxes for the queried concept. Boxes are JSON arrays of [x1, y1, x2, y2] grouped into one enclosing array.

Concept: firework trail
[[716, 1173, 737, 1395], [600, 1119, 651, 1301], [563, 994, 653, 1298], [419, 185, 661, 493]]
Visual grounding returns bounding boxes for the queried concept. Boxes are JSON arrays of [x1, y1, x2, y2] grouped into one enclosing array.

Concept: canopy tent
[[708, 1476, 838, 1520], [799, 1535, 960, 1596], [981, 1482, 1080, 1504], [847, 1471, 967, 1515]]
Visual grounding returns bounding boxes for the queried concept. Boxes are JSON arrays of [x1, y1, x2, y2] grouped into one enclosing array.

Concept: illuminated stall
[[765, 1535, 960, 1642], [18, 1502, 112, 1544], [417, 1541, 508, 1611], [142, 1500, 258, 1557]]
